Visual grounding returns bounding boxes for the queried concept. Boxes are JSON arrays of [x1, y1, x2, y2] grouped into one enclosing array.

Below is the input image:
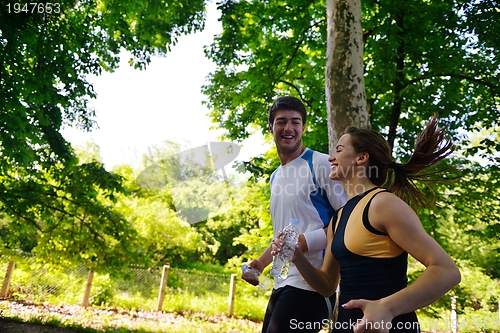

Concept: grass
[[2, 299, 500, 333], [2, 261, 499, 333], [0, 300, 263, 333], [417, 310, 500, 333]]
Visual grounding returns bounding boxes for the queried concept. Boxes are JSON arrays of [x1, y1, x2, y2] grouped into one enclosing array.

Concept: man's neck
[[278, 145, 306, 165]]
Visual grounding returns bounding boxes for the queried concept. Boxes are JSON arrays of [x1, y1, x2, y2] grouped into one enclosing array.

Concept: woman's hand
[[342, 299, 394, 333], [271, 230, 307, 258], [270, 230, 284, 256]]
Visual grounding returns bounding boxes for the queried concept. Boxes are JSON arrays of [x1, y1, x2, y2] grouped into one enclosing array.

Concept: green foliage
[[414, 259, 500, 333], [204, 0, 330, 152], [0, 158, 146, 275], [429, 159, 500, 278], [204, 1, 500, 153], [6, 258, 86, 305], [455, 261, 500, 312], [227, 179, 273, 264], [108, 139, 277, 268], [113, 192, 205, 267], [201, 0, 500, 321], [90, 273, 116, 307], [193, 175, 271, 265], [110, 141, 265, 268], [1, 0, 498, 326], [0, 0, 208, 271]]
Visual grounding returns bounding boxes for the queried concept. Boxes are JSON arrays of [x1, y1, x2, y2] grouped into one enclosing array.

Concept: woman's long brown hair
[[346, 115, 455, 208]]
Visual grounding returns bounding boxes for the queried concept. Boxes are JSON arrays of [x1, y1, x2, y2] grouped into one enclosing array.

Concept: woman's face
[[328, 134, 359, 181]]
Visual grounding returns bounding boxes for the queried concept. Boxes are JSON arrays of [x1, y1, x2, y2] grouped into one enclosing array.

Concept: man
[[242, 96, 346, 333]]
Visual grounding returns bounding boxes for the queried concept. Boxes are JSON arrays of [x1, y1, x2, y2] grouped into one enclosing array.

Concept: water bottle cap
[[290, 218, 299, 225]]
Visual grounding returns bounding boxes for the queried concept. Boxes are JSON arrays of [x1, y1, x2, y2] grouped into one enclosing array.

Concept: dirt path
[[0, 299, 262, 332], [0, 319, 80, 333]]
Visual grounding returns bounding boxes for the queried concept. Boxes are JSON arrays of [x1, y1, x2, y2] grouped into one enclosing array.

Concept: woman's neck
[[342, 178, 377, 200]]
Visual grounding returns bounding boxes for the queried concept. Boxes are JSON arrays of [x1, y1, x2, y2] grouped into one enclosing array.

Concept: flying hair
[[389, 114, 455, 208], [345, 114, 455, 209]]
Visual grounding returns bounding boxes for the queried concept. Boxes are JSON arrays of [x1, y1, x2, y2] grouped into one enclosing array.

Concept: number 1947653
[[6, 2, 61, 14]]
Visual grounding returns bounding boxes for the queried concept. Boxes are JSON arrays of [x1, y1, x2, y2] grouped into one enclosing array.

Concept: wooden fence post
[[157, 265, 170, 311], [0, 261, 15, 298], [451, 296, 458, 333], [82, 270, 94, 307], [228, 273, 237, 317]]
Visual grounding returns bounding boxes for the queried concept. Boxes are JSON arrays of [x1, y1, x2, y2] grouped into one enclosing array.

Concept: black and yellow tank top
[[331, 187, 408, 298]]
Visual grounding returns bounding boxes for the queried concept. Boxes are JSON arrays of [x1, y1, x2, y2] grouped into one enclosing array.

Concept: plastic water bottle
[[242, 264, 269, 290], [270, 218, 299, 280]]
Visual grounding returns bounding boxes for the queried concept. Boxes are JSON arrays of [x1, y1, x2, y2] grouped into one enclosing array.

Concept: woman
[[289, 115, 461, 333]]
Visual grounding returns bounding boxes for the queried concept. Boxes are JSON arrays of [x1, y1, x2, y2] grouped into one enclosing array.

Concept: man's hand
[[241, 260, 264, 286]]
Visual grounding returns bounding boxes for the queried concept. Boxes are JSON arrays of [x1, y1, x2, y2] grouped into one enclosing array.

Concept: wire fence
[[7, 256, 499, 333], [0, 255, 238, 313]]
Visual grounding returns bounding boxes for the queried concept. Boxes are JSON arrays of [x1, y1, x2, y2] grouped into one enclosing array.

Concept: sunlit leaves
[[204, 0, 499, 162], [201, 0, 500, 298], [0, 0, 207, 272]]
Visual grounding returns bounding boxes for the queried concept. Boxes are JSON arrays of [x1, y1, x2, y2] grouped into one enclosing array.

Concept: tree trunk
[[326, 0, 370, 154]]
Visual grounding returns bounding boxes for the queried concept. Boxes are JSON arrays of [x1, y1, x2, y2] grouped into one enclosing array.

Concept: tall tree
[[202, 0, 500, 282], [0, 0, 206, 271], [203, 0, 332, 154], [326, 0, 370, 153], [204, 0, 499, 154]]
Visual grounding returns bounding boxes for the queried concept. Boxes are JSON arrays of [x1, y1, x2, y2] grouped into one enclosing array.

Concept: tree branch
[[406, 73, 498, 90]]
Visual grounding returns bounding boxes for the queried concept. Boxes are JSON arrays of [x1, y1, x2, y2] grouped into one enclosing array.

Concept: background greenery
[[1, 257, 499, 332], [0, 0, 499, 331]]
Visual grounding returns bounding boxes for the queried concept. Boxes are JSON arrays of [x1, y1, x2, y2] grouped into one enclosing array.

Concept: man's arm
[[242, 245, 274, 286], [301, 227, 328, 252]]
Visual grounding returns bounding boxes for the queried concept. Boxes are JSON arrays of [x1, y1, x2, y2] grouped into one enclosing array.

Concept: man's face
[[268, 110, 305, 154]]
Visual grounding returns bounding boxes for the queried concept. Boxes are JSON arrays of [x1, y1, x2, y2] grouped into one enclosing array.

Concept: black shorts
[[262, 285, 336, 333]]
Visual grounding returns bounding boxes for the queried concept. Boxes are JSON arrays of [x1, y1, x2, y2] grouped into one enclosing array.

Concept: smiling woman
[[293, 115, 460, 333]]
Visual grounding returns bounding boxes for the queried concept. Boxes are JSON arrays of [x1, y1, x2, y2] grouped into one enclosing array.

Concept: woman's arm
[[293, 222, 340, 297], [344, 192, 461, 332]]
